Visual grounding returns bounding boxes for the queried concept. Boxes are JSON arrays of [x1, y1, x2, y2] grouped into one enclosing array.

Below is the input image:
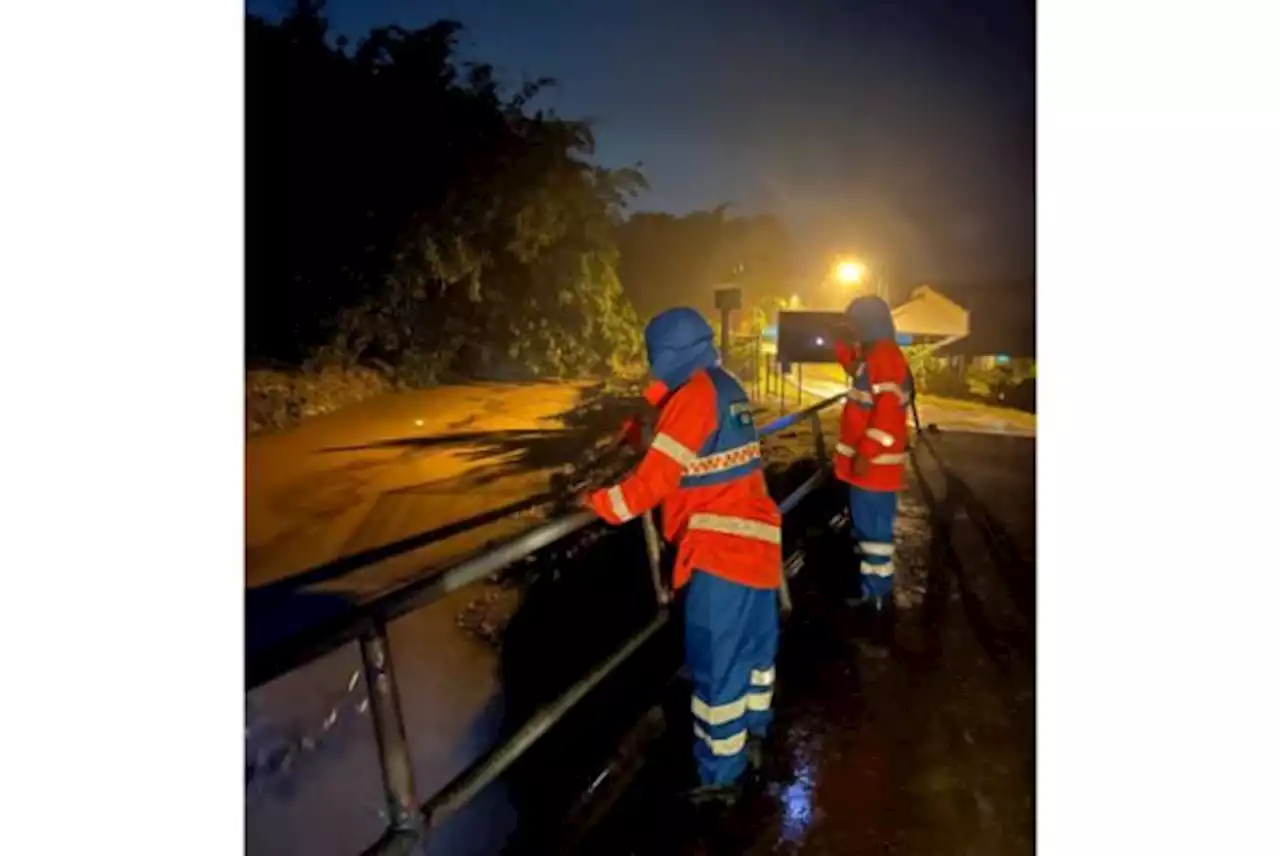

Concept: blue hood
[[845, 295, 897, 344], [644, 307, 719, 389]]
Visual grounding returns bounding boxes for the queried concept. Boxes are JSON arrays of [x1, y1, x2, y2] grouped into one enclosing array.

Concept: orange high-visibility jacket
[[833, 339, 914, 492], [588, 368, 782, 592]]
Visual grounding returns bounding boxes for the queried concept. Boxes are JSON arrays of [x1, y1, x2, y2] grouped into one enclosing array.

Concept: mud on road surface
[[245, 393, 821, 856], [246, 397, 1034, 856]]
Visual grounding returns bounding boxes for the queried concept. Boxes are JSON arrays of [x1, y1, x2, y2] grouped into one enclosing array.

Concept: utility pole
[[714, 287, 740, 358], [752, 334, 761, 400], [714, 263, 744, 371]]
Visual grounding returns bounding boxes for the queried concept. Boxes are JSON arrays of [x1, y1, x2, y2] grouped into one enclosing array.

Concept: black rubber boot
[[746, 735, 765, 774], [683, 779, 743, 808], [867, 596, 897, 648], [844, 571, 868, 609]]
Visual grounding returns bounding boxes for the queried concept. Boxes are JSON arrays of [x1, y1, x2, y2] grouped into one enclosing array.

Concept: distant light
[[790, 294, 802, 308], [815, 336, 825, 346], [833, 259, 866, 286], [414, 419, 425, 427]]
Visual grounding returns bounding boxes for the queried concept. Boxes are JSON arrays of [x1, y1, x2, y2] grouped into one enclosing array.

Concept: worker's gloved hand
[[642, 380, 670, 408], [851, 454, 871, 478], [834, 340, 860, 372], [583, 487, 625, 525], [618, 415, 646, 449]]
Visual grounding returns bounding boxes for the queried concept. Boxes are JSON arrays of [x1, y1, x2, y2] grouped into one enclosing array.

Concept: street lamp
[[833, 259, 866, 286], [832, 256, 885, 300]]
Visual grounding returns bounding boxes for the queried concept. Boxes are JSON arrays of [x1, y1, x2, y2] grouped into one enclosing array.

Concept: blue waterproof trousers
[[683, 570, 779, 786], [849, 485, 898, 603]]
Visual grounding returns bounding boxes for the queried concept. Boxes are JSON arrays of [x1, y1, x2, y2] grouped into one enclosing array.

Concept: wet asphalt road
[[246, 401, 1035, 856], [569, 428, 1035, 856]]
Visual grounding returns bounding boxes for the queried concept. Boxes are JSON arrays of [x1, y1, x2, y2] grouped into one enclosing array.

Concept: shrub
[[246, 364, 396, 436]]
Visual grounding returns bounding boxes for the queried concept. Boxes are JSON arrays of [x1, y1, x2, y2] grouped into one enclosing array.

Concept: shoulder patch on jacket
[[729, 401, 755, 427]]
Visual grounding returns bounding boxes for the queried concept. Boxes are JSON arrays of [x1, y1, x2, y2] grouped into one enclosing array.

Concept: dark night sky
[[248, 0, 1034, 292]]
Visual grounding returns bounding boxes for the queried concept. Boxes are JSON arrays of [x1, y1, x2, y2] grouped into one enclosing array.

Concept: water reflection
[[775, 735, 821, 846]]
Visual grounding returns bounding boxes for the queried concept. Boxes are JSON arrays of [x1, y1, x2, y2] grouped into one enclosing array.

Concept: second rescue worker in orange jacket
[[832, 295, 914, 611], [585, 306, 781, 805]]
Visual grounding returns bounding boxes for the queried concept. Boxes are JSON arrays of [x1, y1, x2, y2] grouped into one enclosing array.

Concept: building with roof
[[892, 284, 1035, 369]]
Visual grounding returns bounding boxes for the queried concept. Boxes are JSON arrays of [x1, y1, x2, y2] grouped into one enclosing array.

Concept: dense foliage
[[246, 1, 645, 382], [907, 346, 1036, 409]]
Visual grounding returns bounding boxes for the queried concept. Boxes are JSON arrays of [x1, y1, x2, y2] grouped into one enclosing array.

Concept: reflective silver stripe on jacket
[[846, 389, 874, 405], [608, 485, 634, 521], [687, 513, 781, 544], [836, 444, 904, 465], [871, 381, 910, 404], [865, 427, 895, 447], [650, 432, 698, 467]]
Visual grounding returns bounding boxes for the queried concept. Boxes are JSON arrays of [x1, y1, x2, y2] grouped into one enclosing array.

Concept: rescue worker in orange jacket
[[585, 307, 782, 804], [832, 295, 914, 611]]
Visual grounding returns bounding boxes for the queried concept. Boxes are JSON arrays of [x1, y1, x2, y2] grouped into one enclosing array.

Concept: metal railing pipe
[[252, 389, 849, 856], [417, 612, 672, 831], [249, 392, 846, 691], [757, 390, 845, 436], [248, 510, 596, 689], [408, 438, 837, 838]]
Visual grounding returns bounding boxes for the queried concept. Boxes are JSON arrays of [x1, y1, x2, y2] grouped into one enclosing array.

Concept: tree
[[245, 1, 645, 380]]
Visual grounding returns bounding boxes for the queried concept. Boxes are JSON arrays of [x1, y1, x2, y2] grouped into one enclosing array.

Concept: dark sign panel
[[776, 310, 848, 365], [713, 286, 742, 311]]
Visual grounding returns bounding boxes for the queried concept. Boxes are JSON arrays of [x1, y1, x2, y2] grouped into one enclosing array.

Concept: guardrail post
[[777, 568, 794, 617], [639, 422, 670, 605], [753, 335, 762, 401], [641, 512, 668, 606], [807, 410, 827, 466], [778, 359, 786, 417], [360, 624, 419, 832]]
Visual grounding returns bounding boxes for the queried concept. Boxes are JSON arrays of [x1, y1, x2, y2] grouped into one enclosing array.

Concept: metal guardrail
[[247, 389, 848, 856]]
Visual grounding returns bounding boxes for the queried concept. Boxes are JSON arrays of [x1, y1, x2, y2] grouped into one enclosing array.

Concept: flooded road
[[245, 382, 640, 856], [246, 387, 1034, 856], [245, 383, 826, 856]]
